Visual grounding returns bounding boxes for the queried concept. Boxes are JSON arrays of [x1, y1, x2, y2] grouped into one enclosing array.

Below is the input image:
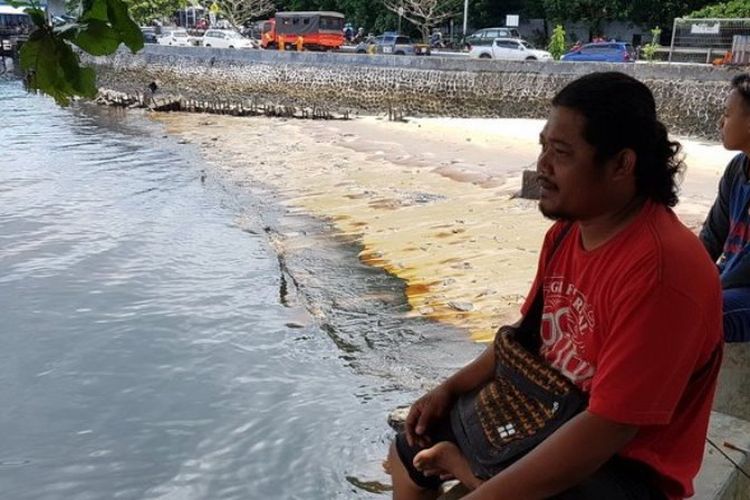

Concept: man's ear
[[612, 148, 637, 181]]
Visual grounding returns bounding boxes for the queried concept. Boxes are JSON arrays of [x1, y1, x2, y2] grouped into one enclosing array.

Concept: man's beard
[[538, 202, 573, 222]]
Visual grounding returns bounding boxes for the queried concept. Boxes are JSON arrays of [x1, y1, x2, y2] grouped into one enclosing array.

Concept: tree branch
[[216, 0, 274, 30], [383, 0, 460, 40]]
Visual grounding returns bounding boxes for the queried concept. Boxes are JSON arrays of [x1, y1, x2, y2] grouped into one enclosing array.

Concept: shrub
[[642, 27, 662, 62], [548, 24, 566, 60]]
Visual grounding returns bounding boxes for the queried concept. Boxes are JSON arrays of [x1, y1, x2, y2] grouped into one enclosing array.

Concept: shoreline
[[152, 112, 734, 342]]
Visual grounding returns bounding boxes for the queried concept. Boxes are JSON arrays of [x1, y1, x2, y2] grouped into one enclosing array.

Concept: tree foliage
[[14, 0, 143, 106], [688, 0, 750, 18], [467, 0, 528, 27], [19, 0, 729, 107], [381, 0, 461, 41], [121, 0, 186, 25], [217, 0, 274, 30], [531, 0, 716, 40]]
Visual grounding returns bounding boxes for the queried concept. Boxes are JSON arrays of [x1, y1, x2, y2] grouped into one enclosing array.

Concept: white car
[[157, 29, 192, 47], [469, 38, 552, 61], [201, 29, 256, 49]]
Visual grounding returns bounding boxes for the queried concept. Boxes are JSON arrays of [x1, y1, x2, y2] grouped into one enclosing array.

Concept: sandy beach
[[155, 113, 735, 342]]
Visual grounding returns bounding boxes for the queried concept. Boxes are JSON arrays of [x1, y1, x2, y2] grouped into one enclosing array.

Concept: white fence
[[668, 18, 750, 64]]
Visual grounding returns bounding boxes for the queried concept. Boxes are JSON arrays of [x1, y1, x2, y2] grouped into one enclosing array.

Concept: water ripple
[[0, 81, 480, 499]]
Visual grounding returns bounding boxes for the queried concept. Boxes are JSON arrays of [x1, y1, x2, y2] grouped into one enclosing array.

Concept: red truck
[[260, 11, 345, 51]]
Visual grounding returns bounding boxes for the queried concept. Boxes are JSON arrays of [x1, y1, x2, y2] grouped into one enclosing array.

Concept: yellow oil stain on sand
[[154, 113, 733, 343]]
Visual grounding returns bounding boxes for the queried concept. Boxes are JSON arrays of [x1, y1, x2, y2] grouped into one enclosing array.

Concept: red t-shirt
[[522, 201, 723, 499]]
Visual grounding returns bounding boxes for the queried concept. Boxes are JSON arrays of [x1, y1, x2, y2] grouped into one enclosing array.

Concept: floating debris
[[448, 301, 474, 312], [95, 88, 351, 121]]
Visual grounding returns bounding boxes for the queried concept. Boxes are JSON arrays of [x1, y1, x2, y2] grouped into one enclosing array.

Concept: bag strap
[[517, 223, 573, 353]]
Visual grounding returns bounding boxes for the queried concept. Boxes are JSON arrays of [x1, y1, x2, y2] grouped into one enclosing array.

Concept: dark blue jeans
[[395, 424, 665, 499], [724, 287, 750, 342]]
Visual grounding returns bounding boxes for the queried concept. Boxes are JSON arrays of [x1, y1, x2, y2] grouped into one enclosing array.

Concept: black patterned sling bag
[[450, 223, 587, 479]]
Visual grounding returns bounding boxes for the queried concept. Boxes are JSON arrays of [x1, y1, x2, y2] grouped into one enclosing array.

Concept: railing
[[668, 17, 750, 64]]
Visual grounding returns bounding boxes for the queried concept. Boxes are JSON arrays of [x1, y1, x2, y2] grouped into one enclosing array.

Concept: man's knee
[[391, 433, 445, 491]]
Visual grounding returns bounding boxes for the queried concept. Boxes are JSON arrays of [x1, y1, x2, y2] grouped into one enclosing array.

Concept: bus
[[0, 5, 32, 36], [261, 11, 344, 51]]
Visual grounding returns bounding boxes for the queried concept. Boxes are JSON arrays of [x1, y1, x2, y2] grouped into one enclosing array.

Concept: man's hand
[[464, 411, 638, 500], [414, 441, 484, 490], [405, 385, 454, 447]]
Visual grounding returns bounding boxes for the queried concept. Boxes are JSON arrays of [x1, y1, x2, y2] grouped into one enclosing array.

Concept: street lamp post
[[463, 0, 468, 37]]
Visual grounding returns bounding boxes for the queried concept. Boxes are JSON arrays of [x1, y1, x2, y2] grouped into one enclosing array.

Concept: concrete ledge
[[130, 45, 739, 82], [714, 343, 750, 423], [696, 411, 750, 500]]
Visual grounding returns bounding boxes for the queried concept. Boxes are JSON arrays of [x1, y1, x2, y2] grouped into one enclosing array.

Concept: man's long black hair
[[552, 72, 684, 207]]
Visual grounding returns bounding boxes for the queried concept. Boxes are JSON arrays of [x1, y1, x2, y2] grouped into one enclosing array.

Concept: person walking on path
[[385, 72, 723, 500], [701, 73, 750, 343]]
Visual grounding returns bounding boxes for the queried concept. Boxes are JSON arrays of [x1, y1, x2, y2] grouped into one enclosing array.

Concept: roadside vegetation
[[689, 0, 750, 18], [641, 26, 661, 62], [10, 0, 750, 105]]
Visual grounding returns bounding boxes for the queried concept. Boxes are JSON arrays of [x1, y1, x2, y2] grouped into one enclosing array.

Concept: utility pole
[[463, 0, 469, 37]]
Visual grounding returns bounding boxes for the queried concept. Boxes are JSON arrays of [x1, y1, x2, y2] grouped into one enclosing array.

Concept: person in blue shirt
[[701, 73, 750, 342]]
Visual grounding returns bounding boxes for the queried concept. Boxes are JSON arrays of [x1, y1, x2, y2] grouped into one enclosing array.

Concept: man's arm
[[700, 156, 743, 260], [463, 411, 638, 500], [442, 342, 496, 396], [406, 343, 497, 447]]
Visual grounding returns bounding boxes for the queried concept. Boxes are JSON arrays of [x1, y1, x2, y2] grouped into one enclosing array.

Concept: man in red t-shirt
[[385, 72, 723, 499]]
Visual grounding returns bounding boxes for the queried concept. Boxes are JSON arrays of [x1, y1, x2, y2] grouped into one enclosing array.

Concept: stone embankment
[[91, 45, 738, 139], [96, 88, 351, 119]]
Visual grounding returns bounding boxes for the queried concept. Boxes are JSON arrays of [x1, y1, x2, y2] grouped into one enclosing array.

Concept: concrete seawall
[[92, 45, 739, 139]]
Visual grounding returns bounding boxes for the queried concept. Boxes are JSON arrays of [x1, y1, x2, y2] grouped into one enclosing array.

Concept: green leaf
[[26, 27, 46, 42], [75, 67, 98, 98], [6, 0, 33, 8], [82, 0, 109, 22], [58, 43, 97, 97], [25, 7, 47, 27], [19, 35, 41, 72], [73, 19, 121, 55], [23, 35, 73, 105], [106, 0, 144, 53]]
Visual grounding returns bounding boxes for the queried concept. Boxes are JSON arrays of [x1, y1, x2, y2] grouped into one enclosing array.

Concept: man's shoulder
[[724, 153, 748, 183], [543, 221, 570, 244], [588, 204, 716, 287], [642, 205, 719, 289]]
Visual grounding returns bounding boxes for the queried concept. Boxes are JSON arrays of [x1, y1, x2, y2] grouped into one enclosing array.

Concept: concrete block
[[695, 411, 750, 500], [521, 170, 541, 200], [714, 342, 750, 423]]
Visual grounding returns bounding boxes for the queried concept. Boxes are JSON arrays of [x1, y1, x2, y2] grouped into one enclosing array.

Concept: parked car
[[355, 33, 430, 56], [561, 42, 636, 62], [464, 26, 520, 48], [469, 38, 552, 61], [157, 29, 192, 47], [141, 26, 158, 44], [202, 29, 256, 49]]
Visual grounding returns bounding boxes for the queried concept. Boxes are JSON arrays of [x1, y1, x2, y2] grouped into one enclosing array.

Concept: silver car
[[355, 34, 430, 56], [157, 29, 192, 47]]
